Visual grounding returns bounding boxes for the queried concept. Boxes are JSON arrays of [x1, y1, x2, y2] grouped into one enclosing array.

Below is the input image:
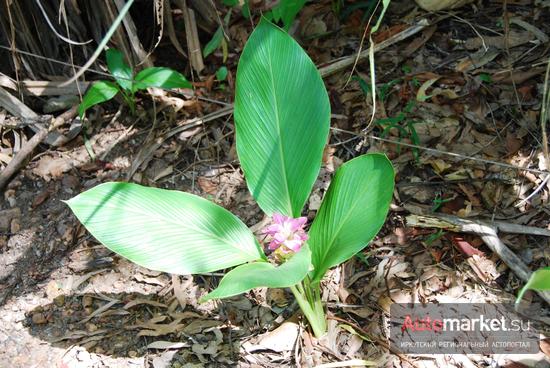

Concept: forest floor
[[1, 1, 550, 367]]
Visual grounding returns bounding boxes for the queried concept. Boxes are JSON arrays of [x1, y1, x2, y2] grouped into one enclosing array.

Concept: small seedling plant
[[78, 49, 192, 118], [67, 20, 394, 338]]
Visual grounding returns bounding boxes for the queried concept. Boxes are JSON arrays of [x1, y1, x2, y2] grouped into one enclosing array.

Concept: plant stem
[[120, 90, 136, 115], [290, 283, 327, 338]]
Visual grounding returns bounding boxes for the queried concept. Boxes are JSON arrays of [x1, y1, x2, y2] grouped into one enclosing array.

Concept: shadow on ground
[[24, 291, 242, 362]]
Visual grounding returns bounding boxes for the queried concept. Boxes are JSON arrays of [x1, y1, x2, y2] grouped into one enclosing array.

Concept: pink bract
[[262, 213, 308, 252]]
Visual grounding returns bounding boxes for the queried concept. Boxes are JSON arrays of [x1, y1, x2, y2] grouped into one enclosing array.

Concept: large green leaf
[[202, 244, 311, 301], [78, 81, 120, 119], [234, 19, 330, 218], [516, 267, 550, 305], [106, 49, 133, 91], [65, 182, 265, 274], [133, 67, 192, 92], [308, 154, 394, 282]]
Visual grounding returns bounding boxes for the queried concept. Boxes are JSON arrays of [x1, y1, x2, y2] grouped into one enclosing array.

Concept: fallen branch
[[0, 106, 78, 192], [0, 86, 67, 146], [406, 213, 550, 305]]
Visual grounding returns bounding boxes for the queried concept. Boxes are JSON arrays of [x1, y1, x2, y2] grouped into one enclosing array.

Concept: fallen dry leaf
[[147, 341, 190, 350], [124, 298, 168, 309], [33, 155, 72, 181], [467, 254, 500, 283], [451, 235, 485, 257], [415, 0, 473, 11], [257, 321, 299, 352]]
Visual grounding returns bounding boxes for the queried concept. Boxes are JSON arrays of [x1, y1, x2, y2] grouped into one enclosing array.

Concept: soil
[[1, 1, 550, 367]]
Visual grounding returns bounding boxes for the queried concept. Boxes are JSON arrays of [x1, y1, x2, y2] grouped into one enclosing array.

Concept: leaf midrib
[[314, 173, 367, 277], [266, 43, 293, 216]]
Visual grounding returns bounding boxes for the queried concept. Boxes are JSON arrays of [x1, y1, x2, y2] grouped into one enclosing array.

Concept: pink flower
[[263, 213, 308, 253]]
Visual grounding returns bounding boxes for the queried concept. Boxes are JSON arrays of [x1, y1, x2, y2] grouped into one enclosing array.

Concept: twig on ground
[[0, 105, 78, 192], [0, 86, 65, 145], [331, 127, 550, 175], [406, 213, 550, 306], [318, 19, 432, 77]]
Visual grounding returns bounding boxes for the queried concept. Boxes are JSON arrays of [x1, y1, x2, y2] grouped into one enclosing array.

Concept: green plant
[[375, 101, 421, 161], [431, 194, 453, 212], [78, 49, 192, 118], [66, 20, 394, 338], [516, 267, 550, 307], [203, 11, 231, 60], [223, 0, 307, 30], [267, 0, 307, 30]]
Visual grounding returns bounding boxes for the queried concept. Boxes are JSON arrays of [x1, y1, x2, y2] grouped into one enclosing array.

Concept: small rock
[[62, 175, 80, 192], [56, 222, 68, 237], [3, 189, 15, 200], [0, 208, 20, 232], [6, 196, 16, 207], [7, 180, 21, 189], [128, 351, 137, 358], [82, 295, 93, 308], [85, 323, 97, 332], [10, 218, 20, 233], [53, 295, 65, 307], [32, 312, 47, 324]]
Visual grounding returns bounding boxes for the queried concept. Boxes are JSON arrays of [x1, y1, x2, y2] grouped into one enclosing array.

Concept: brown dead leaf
[[152, 350, 178, 368], [135, 318, 185, 337], [124, 298, 168, 309], [430, 248, 444, 263], [342, 306, 374, 319], [402, 25, 437, 57], [492, 67, 546, 84], [378, 290, 415, 313], [182, 320, 222, 334], [429, 159, 452, 174], [197, 176, 218, 195], [172, 275, 192, 309], [257, 321, 299, 352], [192, 340, 218, 356], [457, 183, 482, 207], [147, 341, 190, 350], [464, 31, 534, 50], [33, 155, 72, 181], [416, 0, 473, 11], [451, 235, 485, 257], [505, 132, 523, 155], [456, 49, 500, 72], [467, 254, 500, 283], [540, 338, 550, 357], [372, 24, 408, 43], [266, 288, 289, 308]]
